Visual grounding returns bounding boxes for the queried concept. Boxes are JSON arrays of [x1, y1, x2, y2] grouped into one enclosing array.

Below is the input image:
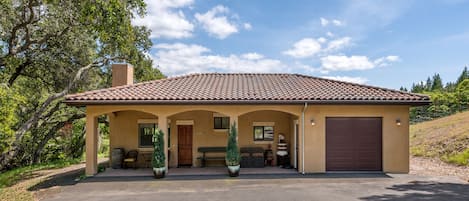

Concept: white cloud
[[317, 37, 327, 43], [385, 55, 400, 62], [243, 23, 252, 30], [326, 32, 334, 37], [332, 19, 344, 26], [153, 43, 286, 75], [283, 38, 322, 58], [241, 52, 264, 60], [320, 18, 329, 26], [321, 55, 375, 71], [283, 36, 351, 58], [320, 55, 399, 72], [320, 17, 344, 27], [132, 0, 194, 39], [325, 37, 352, 51], [374, 55, 400, 67], [322, 76, 368, 84], [195, 5, 239, 39]]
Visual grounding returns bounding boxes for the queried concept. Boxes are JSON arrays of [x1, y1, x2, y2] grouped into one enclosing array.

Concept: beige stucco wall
[[168, 111, 228, 167], [109, 111, 157, 167], [168, 110, 296, 167], [300, 105, 410, 173], [87, 104, 410, 173]]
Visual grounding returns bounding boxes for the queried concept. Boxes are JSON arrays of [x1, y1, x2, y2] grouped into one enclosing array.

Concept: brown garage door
[[326, 117, 382, 171]]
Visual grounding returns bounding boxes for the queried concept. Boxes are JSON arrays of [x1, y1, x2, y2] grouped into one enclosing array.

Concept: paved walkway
[[96, 167, 297, 177], [43, 172, 468, 201]]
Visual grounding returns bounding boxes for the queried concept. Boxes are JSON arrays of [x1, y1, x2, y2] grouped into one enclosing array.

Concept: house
[[64, 64, 430, 176]]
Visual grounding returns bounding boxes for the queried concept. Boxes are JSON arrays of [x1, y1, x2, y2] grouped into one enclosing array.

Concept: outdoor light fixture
[[396, 118, 401, 126], [310, 119, 315, 126]]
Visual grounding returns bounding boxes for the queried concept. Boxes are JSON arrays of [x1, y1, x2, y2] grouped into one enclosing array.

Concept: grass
[[0, 158, 82, 189], [0, 158, 82, 201], [410, 110, 469, 166]]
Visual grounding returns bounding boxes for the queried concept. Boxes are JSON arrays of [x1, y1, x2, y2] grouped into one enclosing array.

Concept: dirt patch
[[410, 156, 469, 182]]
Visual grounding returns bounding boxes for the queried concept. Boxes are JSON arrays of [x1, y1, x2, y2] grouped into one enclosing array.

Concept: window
[[214, 117, 230, 129], [253, 126, 274, 141], [139, 123, 156, 147]]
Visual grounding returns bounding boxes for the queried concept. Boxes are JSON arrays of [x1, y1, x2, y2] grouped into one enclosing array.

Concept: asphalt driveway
[[42, 173, 468, 201]]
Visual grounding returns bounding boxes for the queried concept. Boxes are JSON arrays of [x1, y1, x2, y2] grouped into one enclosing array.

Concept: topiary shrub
[[226, 122, 240, 166], [152, 128, 165, 169]]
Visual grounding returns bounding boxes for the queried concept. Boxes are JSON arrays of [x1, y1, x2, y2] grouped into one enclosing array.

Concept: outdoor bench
[[197, 146, 226, 167], [240, 147, 265, 168]]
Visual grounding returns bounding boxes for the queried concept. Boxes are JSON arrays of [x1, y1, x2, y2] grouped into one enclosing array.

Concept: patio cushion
[[124, 158, 136, 162]]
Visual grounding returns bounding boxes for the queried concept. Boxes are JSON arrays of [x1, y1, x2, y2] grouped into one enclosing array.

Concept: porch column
[[85, 115, 98, 176], [158, 115, 169, 170]]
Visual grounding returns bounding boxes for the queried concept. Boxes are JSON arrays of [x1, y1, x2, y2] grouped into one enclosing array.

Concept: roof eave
[[63, 99, 431, 106]]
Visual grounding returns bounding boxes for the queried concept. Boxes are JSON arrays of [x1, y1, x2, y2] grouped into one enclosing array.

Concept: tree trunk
[[0, 61, 97, 170]]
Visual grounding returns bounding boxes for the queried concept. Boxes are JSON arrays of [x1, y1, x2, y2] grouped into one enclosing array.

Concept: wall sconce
[[396, 118, 401, 126], [310, 119, 315, 126]]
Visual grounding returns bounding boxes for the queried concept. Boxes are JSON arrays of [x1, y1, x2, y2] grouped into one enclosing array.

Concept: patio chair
[[123, 150, 139, 169]]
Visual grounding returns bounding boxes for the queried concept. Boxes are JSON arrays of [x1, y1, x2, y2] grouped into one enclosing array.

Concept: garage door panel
[[326, 117, 382, 171]]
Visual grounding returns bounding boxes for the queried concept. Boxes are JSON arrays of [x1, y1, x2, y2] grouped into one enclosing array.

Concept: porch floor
[[96, 167, 298, 177]]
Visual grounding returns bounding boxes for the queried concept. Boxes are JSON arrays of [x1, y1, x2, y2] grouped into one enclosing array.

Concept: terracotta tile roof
[[64, 73, 430, 105]]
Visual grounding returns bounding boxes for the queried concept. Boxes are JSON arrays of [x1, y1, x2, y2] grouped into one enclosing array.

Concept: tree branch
[[7, 58, 32, 86], [8, 0, 36, 55], [0, 56, 119, 170]]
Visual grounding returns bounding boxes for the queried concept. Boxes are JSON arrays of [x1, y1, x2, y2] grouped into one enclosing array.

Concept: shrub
[[225, 122, 240, 166], [152, 128, 165, 168]]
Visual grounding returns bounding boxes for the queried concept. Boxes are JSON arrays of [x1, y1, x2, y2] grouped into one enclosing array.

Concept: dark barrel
[[111, 148, 124, 169]]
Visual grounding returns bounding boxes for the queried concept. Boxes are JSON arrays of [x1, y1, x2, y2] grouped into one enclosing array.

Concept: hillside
[[410, 110, 469, 166]]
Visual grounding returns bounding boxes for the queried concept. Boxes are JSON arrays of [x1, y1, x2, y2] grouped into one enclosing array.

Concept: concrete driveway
[[42, 173, 468, 201]]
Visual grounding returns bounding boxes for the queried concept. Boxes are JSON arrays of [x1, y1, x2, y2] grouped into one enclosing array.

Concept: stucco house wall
[[300, 105, 410, 173], [100, 104, 409, 173]]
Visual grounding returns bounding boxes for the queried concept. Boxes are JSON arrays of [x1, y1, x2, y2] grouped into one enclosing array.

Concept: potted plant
[[226, 122, 240, 177], [152, 128, 166, 179]]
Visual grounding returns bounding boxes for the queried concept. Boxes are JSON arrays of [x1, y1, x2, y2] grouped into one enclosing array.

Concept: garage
[[326, 117, 382, 171]]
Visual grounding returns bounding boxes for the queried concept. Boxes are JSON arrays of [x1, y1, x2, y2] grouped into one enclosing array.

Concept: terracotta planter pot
[[227, 165, 240, 177], [153, 167, 166, 179]]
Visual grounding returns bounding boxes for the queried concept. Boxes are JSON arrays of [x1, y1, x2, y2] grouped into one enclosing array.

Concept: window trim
[[253, 126, 274, 141], [138, 123, 156, 148]]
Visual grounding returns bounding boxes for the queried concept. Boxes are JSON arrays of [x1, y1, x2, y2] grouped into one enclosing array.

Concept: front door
[[178, 125, 193, 166]]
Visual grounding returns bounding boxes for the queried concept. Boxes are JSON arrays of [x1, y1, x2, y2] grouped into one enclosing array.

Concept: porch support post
[[158, 116, 169, 170], [85, 115, 98, 176]]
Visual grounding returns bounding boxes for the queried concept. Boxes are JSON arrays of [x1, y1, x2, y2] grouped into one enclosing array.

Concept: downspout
[[301, 102, 308, 174]]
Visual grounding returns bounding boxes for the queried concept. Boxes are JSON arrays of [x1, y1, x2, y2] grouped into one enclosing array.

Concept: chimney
[[112, 63, 134, 87]]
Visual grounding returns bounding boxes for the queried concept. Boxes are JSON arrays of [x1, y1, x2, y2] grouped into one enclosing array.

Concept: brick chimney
[[112, 63, 134, 87]]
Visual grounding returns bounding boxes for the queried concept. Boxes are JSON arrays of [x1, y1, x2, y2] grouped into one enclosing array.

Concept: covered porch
[[84, 105, 304, 176], [96, 166, 298, 178]]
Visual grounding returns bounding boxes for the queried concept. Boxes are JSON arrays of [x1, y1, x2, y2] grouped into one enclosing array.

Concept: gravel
[[410, 156, 469, 182]]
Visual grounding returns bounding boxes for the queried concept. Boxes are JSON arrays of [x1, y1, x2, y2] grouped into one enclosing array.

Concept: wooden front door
[[178, 125, 193, 166]]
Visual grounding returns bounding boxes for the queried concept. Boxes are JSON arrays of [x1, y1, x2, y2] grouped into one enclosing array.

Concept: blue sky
[[133, 0, 469, 89]]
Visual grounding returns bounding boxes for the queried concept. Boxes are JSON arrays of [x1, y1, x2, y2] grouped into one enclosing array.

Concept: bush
[[225, 123, 240, 166], [152, 128, 165, 168]]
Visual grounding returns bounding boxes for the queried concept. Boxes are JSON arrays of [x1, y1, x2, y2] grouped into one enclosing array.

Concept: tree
[[431, 73, 443, 91], [425, 77, 433, 91], [456, 66, 469, 85], [456, 79, 469, 111], [0, 0, 163, 170]]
